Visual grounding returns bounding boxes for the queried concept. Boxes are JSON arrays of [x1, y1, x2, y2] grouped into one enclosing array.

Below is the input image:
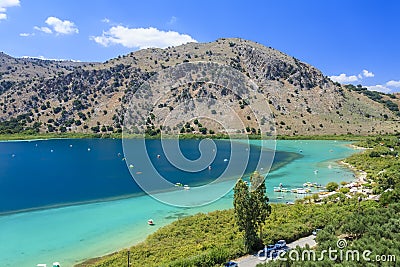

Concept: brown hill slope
[[0, 38, 398, 136]]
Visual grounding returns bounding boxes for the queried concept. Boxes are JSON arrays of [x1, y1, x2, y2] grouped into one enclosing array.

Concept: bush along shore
[[77, 135, 399, 266]]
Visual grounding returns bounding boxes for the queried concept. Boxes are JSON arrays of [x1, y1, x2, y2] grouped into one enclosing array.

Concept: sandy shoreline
[[339, 141, 369, 184], [346, 143, 372, 150], [339, 160, 367, 184]]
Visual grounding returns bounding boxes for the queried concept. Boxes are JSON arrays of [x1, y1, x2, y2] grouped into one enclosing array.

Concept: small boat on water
[[313, 183, 323, 188], [281, 188, 289, 193], [148, 219, 155, 225], [157, 154, 161, 158], [297, 188, 307, 194], [223, 158, 228, 162], [175, 182, 183, 187], [273, 187, 281, 192], [303, 182, 313, 187], [277, 196, 284, 199], [183, 185, 190, 190], [291, 188, 298, 193]]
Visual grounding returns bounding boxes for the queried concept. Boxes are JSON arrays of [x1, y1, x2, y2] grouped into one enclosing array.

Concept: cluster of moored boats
[[273, 182, 325, 195], [175, 182, 190, 190]]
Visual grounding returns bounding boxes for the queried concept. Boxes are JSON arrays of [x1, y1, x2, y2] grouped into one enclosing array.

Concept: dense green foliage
[[233, 172, 271, 252], [234, 179, 258, 252], [260, 202, 400, 266], [346, 135, 400, 202], [326, 182, 339, 192], [249, 172, 271, 241], [0, 113, 40, 134]]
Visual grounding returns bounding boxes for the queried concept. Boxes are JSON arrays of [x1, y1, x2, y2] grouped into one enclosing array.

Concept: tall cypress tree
[[234, 172, 271, 252], [233, 178, 257, 252], [249, 171, 271, 240]]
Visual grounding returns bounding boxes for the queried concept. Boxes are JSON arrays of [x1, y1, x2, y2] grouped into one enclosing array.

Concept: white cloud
[[34, 25, 52, 34], [168, 16, 177, 25], [19, 32, 34, 37], [366, 85, 391, 94], [102, 18, 110, 23], [21, 55, 81, 62], [362, 69, 374, 77], [0, 0, 20, 20], [386, 80, 400, 88], [45, 16, 78, 35], [91, 26, 196, 49], [0, 0, 20, 11], [330, 69, 375, 84], [329, 73, 359, 83]]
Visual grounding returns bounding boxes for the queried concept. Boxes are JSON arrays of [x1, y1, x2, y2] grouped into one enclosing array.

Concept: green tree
[[380, 187, 400, 206], [249, 171, 271, 241], [233, 179, 257, 252], [326, 182, 339, 192], [312, 193, 320, 202], [339, 187, 350, 194], [234, 172, 271, 252]]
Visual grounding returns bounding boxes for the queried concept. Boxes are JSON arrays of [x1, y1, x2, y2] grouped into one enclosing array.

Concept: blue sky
[[1, 0, 400, 93]]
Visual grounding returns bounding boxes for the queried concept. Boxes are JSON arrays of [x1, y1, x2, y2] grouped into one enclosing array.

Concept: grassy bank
[[276, 134, 369, 141], [0, 132, 122, 140], [0, 131, 395, 141], [76, 203, 362, 267]]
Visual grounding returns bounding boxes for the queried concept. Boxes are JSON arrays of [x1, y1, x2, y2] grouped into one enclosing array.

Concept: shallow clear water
[[0, 139, 356, 266]]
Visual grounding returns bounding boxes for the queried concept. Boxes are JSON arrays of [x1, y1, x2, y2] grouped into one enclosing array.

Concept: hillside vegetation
[[1, 38, 399, 136]]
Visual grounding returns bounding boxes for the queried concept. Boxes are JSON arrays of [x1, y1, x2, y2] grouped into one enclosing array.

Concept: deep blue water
[[0, 139, 296, 214]]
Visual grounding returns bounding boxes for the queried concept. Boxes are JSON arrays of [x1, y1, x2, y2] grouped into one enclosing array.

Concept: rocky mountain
[[0, 52, 91, 86], [0, 38, 399, 136]]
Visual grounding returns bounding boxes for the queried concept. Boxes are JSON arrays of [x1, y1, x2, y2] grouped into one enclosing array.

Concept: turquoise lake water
[[0, 139, 357, 266]]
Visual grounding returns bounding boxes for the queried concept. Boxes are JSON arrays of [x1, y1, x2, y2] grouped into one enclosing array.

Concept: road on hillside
[[235, 235, 316, 267]]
